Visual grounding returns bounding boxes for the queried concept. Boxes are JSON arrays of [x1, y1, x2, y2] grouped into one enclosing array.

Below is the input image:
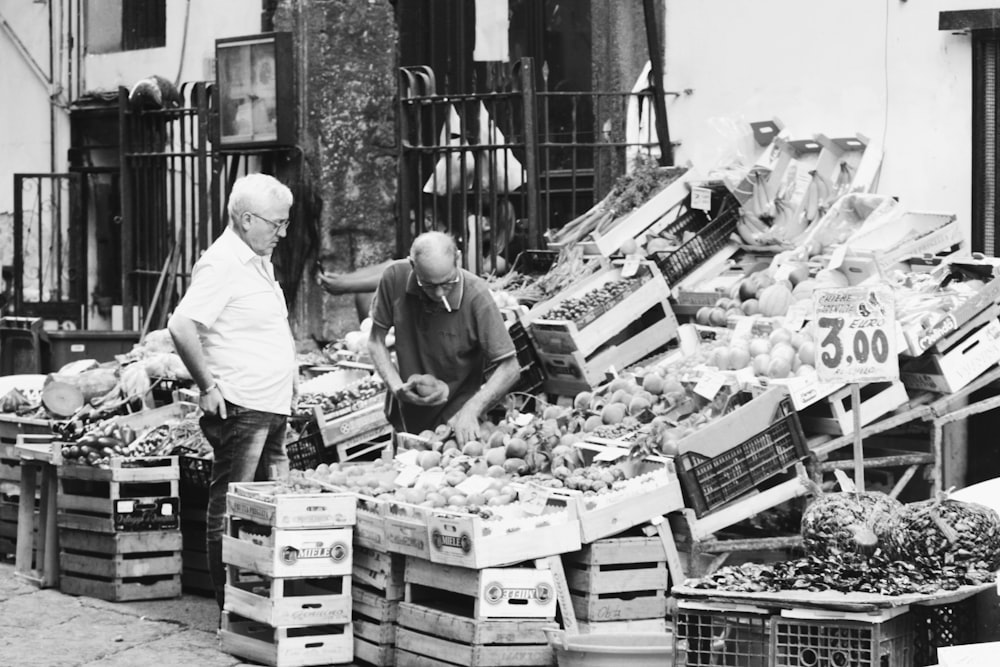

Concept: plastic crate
[[285, 424, 327, 471], [676, 388, 810, 517], [0, 317, 48, 375], [675, 607, 771, 667], [655, 192, 740, 288], [179, 454, 212, 507], [911, 598, 978, 666], [772, 613, 914, 667]]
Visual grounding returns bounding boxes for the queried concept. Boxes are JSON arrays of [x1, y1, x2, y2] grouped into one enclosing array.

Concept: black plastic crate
[[675, 607, 771, 667], [179, 455, 212, 508], [772, 613, 914, 667], [655, 192, 740, 288], [912, 598, 978, 666], [285, 424, 330, 471], [676, 390, 810, 517]]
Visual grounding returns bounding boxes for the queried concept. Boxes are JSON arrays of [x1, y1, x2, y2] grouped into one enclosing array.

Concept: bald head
[[410, 231, 457, 264], [409, 231, 460, 291]]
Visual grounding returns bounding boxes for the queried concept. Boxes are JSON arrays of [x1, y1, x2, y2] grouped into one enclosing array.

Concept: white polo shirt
[[173, 226, 296, 415]]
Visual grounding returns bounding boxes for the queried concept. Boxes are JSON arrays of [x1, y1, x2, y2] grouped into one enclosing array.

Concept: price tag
[[691, 186, 712, 212], [393, 464, 422, 488], [620, 256, 641, 278], [783, 301, 811, 332], [694, 370, 726, 400], [734, 365, 756, 388], [456, 475, 494, 496], [395, 449, 420, 467], [415, 470, 447, 490], [518, 488, 549, 515], [731, 316, 754, 342], [813, 285, 898, 383], [828, 244, 847, 270], [513, 412, 534, 427], [593, 446, 628, 462]]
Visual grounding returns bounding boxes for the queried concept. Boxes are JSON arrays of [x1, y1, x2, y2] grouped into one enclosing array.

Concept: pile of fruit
[[543, 275, 646, 325], [296, 375, 385, 417]]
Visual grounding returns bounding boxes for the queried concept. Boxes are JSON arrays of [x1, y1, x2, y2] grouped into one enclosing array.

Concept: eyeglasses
[[415, 273, 461, 290], [247, 211, 290, 233]]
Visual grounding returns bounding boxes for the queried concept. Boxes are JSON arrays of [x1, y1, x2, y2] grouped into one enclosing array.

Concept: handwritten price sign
[[813, 285, 898, 383]]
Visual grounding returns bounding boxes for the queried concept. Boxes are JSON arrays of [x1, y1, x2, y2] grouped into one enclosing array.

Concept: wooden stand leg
[[14, 462, 39, 578], [14, 461, 59, 588]]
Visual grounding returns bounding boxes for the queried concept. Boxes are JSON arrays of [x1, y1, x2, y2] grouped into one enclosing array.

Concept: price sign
[[691, 186, 712, 212], [813, 285, 898, 383]]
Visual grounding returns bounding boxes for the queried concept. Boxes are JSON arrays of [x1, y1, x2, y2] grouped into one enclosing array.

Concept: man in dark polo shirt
[[367, 231, 520, 445]]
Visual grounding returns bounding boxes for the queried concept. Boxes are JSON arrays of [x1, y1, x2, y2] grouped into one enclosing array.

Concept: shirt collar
[[405, 266, 465, 311], [220, 226, 268, 266]]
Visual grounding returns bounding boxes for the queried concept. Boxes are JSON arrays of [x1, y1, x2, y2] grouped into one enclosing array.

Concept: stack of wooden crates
[[57, 455, 183, 601], [220, 481, 357, 667]]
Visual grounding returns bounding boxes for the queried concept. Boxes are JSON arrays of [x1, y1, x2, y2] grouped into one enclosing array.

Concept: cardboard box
[[900, 318, 1000, 393], [798, 380, 909, 436]]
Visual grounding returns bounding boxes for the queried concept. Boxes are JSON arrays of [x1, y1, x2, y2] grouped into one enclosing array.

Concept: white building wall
[[662, 0, 988, 242]]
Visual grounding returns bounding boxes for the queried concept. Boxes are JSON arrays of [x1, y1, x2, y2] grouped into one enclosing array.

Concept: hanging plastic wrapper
[[476, 101, 524, 194], [423, 104, 475, 196]]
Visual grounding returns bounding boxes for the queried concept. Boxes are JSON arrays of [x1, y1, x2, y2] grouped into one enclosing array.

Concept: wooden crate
[[221, 611, 353, 667], [354, 545, 405, 600], [577, 617, 668, 634], [58, 528, 182, 601], [222, 516, 352, 579], [225, 564, 352, 627], [563, 534, 669, 622], [383, 498, 433, 560], [226, 481, 356, 529], [354, 493, 388, 551], [57, 456, 180, 533], [353, 584, 399, 667], [405, 557, 556, 620], [527, 261, 678, 394], [425, 493, 580, 569], [798, 380, 909, 436], [394, 601, 556, 667]]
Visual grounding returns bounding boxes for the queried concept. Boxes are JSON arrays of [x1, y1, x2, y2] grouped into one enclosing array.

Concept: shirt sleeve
[[472, 290, 516, 364], [369, 264, 397, 331], [172, 261, 232, 328]]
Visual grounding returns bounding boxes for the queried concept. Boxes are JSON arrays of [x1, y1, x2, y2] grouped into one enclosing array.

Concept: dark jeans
[[200, 401, 289, 610]]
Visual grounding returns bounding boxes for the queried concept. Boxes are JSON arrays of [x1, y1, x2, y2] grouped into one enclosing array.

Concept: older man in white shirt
[[168, 172, 297, 610]]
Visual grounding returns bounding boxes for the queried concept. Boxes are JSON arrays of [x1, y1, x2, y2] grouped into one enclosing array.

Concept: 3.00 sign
[[813, 285, 898, 383], [817, 316, 892, 368]]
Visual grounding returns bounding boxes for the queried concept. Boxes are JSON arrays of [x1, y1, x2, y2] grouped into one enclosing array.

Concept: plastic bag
[[477, 102, 524, 193], [423, 104, 475, 196]]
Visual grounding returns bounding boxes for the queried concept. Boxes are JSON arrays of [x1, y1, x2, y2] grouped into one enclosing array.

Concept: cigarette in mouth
[[441, 295, 452, 312]]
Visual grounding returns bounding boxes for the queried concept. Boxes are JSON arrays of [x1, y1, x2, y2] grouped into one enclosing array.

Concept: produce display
[[295, 374, 385, 417], [542, 274, 647, 324], [546, 155, 686, 247], [59, 411, 209, 468], [487, 245, 603, 305]]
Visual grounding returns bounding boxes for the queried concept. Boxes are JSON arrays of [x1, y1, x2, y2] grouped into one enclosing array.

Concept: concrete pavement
[[1, 559, 250, 667]]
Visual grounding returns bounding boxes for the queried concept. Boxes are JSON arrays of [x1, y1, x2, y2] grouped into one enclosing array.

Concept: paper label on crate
[[620, 256, 641, 278], [828, 244, 847, 269], [694, 370, 726, 399], [518, 490, 549, 515], [415, 470, 447, 490], [691, 186, 712, 212], [394, 464, 422, 488], [455, 475, 493, 496], [395, 449, 420, 468], [117, 500, 135, 513], [593, 446, 628, 462]]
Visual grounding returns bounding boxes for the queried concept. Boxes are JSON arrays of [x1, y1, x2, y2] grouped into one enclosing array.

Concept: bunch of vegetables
[[546, 157, 686, 246], [295, 375, 386, 417], [543, 274, 646, 325], [800, 490, 901, 558], [886, 497, 1000, 571]]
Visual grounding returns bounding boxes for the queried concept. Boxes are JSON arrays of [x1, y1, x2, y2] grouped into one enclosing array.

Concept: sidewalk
[[0, 559, 243, 667]]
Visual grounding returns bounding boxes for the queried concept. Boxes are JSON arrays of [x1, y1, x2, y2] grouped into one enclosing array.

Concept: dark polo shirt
[[370, 260, 516, 434]]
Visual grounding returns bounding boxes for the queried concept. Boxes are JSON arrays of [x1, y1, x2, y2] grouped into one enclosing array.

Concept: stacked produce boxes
[[220, 481, 356, 667]]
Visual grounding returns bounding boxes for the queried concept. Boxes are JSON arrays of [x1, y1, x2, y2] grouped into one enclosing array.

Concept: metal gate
[[12, 173, 85, 327], [118, 81, 215, 332], [397, 57, 669, 270]]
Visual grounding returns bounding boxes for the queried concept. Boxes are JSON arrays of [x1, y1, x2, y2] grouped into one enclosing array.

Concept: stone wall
[[274, 0, 399, 347]]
